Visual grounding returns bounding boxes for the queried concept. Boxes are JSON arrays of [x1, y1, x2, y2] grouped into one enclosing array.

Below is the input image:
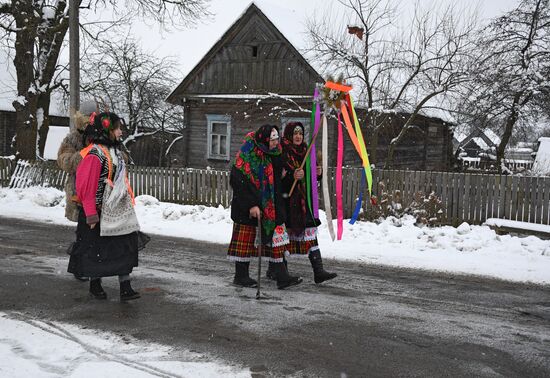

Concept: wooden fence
[[0, 157, 15, 187], [363, 170, 550, 227], [4, 159, 550, 227]]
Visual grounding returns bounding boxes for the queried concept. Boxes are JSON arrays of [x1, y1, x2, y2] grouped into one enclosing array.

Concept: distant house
[[166, 3, 326, 169], [456, 128, 534, 172], [0, 108, 69, 158], [357, 110, 454, 171]]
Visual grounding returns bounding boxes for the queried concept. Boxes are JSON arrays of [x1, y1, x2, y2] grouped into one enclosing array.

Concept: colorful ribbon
[[321, 114, 335, 241], [308, 89, 321, 219], [336, 112, 344, 240], [340, 95, 373, 225]]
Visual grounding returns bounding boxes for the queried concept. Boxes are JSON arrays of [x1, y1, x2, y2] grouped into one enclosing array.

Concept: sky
[[131, 0, 521, 80], [0, 0, 521, 113]]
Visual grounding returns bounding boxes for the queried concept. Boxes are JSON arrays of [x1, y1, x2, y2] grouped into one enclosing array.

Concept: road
[[0, 216, 549, 377]]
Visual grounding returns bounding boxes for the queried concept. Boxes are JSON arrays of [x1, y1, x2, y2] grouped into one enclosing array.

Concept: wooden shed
[[166, 3, 331, 169], [0, 108, 69, 157]]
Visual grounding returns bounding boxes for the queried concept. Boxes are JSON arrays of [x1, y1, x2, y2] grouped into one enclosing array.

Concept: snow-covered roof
[[483, 129, 501, 145], [189, 94, 311, 99], [453, 130, 469, 143], [0, 100, 68, 117], [532, 137, 550, 175], [471, 137, 489, 150], [417, 108, 456, 124]]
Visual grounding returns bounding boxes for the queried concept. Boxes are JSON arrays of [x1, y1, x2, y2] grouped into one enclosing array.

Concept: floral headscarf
[[234, 124, 281, 236], [83, 112, 122, 147]]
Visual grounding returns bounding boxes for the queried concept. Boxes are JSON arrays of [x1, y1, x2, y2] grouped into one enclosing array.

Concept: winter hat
[[79, 99, 98, 116], [73, 100, 99, 131]]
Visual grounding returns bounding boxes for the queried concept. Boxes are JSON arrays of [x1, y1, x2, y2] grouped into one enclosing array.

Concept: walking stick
[[256, 216, 262, 300]]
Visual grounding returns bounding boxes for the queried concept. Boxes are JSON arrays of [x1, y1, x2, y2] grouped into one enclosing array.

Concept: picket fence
[[3, 158, 550, 227], [0, 157, 15, 187]]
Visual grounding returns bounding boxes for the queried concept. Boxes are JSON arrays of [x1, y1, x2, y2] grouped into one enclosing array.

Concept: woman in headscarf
[[279, 121, 337, 284], [227, 124, 302, 290], [69, 112, 148, 301]]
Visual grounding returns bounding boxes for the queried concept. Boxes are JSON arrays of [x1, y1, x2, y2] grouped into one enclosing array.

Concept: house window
[[428, 123, 439, 136], [252, 45, 258, 57], [207, 114, 231, 160]]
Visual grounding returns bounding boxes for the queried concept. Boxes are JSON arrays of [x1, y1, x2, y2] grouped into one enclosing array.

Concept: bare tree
[[306, 0, 479, 168], [79, 35, 184, 164], [455, 0, 550, 172], [0, 0, 209, 161]]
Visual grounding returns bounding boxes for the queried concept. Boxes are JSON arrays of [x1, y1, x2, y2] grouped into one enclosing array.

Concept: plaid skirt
[[227, 223, 287, 262], [288, 227, 320, 256]]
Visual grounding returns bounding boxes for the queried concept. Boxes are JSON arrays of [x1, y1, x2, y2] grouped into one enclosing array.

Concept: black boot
[[89, 278, 107, 299], [273, 262, 303, 290], [120, 280, 140, 301], [266, 261, 277, 281], [233, 262, 258, 287], [309, 250, 337, 284]]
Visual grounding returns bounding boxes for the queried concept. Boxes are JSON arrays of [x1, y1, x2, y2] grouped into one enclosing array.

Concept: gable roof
[[459, 128, 500, 150], [166, 3, 323, 103]]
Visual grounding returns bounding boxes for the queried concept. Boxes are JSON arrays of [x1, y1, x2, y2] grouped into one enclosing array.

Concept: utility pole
[[69, 0, 80, 129]]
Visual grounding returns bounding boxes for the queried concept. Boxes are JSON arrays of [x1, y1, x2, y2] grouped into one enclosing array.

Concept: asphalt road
[[0, 216, 549, 377]]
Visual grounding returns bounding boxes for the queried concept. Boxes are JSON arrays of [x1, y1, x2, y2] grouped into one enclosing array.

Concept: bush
[[361, 181, 445, 226]]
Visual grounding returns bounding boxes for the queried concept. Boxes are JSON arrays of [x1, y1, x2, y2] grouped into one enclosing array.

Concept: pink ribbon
[[336, 112, 344, 240], [309, 88, 321, 219]]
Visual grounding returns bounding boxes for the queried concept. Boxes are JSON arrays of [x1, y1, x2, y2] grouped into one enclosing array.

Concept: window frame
[[206, 114, 231, 160]]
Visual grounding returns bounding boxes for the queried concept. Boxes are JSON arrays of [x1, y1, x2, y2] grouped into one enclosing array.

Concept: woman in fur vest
[[57, 100, 98, 222], [69, 112, 147, 301], [279, 122, 337, 284], [57, 100, 97, 281], [227, 124, 302, 290]]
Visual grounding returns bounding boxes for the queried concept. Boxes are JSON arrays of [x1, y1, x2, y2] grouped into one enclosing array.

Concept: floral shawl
[[234, 125, 281, 236]]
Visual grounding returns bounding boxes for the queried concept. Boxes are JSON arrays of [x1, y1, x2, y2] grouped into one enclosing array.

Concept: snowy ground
[[1, 186, 549, 285], [0, 312, 249, 378]]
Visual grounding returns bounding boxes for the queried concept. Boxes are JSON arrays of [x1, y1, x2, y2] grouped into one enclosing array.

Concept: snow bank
[[1, 187, 549, 284]]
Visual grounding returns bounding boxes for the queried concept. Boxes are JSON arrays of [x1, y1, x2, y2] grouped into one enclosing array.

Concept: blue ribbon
[[349, 169, 366, 225]]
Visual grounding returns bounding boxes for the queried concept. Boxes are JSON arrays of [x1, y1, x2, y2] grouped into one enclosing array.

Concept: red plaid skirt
[[227, 223, 285, 262], [288, 238, 319, 256]]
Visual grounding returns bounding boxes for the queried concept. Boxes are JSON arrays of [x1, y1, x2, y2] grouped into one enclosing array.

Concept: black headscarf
[[282, 122, 307, 235]]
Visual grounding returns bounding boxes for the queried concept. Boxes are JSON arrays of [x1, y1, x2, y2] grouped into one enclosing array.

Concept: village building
[[0, 107, 69, 158], [164, 3, 455, 172]]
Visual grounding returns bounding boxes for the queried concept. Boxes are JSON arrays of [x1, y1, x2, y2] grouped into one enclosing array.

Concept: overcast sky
[[0, 0, 521, 112], [131, 0, 521, 79]]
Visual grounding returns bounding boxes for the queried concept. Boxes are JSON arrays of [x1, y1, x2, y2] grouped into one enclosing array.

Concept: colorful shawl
[[234, 125, 281, 236], [282, 122, 307, 235]]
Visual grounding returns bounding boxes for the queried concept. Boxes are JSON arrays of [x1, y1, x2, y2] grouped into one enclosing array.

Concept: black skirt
[[68, 209, 148, 278]]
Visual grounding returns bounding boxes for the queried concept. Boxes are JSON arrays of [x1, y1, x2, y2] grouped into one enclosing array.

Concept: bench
[[484, 218, 550, 240]]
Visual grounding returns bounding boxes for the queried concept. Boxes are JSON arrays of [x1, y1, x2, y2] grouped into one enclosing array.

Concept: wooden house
[[0, 108, 69, 157], [166, 3, 328, 169], [348, 109, 454, 171], [166, 3, 454, 172]]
